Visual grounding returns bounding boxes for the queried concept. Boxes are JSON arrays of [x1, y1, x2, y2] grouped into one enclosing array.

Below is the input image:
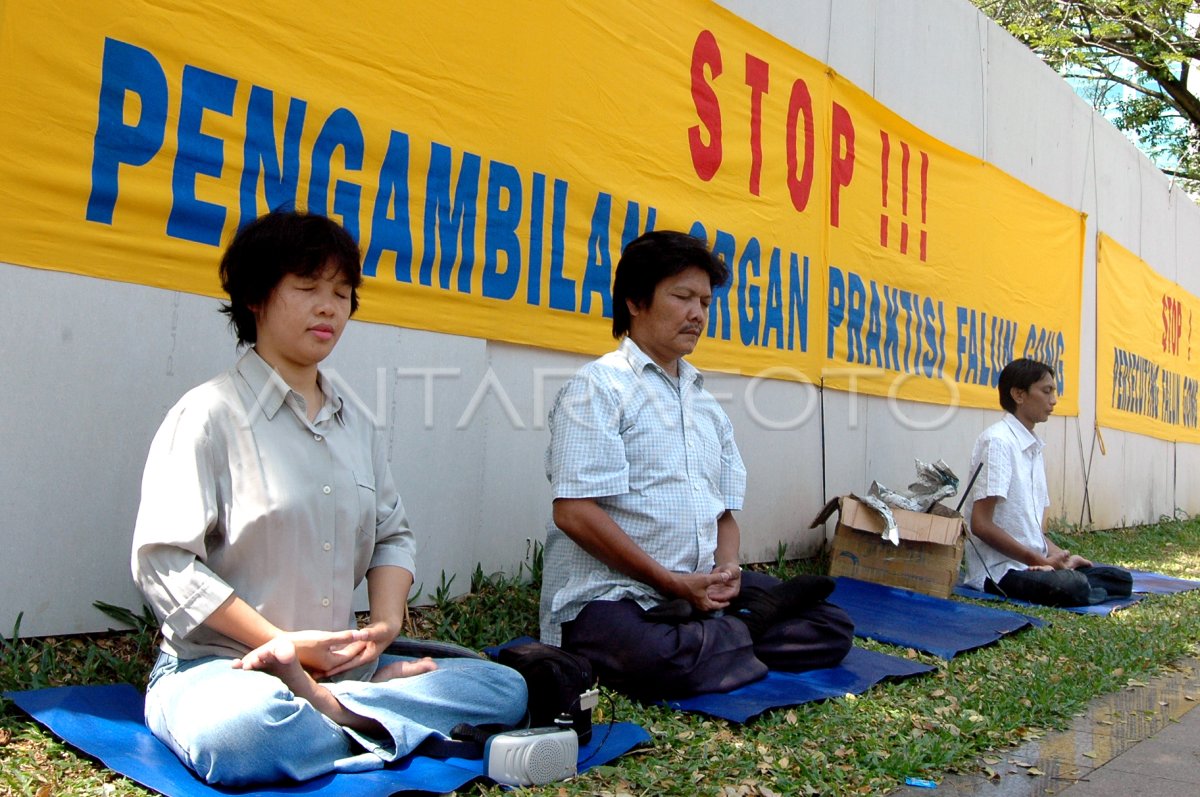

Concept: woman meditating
[[131, 210, 526, 786]]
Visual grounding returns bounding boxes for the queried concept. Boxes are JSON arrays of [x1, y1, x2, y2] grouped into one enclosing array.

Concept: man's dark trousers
[[561, 571, 854, 699], [986, 565, 1132, 607]]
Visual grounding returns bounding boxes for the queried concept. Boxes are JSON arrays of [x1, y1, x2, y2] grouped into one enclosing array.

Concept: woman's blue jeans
[[144, 651, 527, 786]]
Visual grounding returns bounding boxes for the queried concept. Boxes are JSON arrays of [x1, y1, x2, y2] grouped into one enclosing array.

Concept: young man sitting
[[961, 358, 1131, 607]]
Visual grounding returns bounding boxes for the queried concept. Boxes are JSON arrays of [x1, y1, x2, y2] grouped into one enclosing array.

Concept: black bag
[[387, 637, 514, 759], [497, 641, 597, 744], [393, 636, 598, 758]]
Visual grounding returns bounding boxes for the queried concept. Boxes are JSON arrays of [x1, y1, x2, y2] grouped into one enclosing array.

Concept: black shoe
[[728, 575, 836, 639]]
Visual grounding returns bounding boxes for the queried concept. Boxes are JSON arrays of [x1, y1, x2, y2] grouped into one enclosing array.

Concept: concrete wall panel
[[0, 265, 229, 633], [982, 21, 1090, 206], [714, 0, 834, 68], [871, 0, 985, 155], [1079, 428, 1175, 528], [824, 1, 880, 92], [1174, 444, 1200, 518], [1173, 190, 1200, 292], [717, 373, 826, 561]]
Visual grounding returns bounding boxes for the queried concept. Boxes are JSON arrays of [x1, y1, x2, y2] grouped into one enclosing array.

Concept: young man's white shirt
[[961, 412, 1050, 590]]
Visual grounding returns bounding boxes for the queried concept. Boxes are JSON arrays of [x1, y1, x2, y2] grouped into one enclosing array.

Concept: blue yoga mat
[[5, 684, 650, 797], [665, 646, 933, 723], [952, 585, 1143, 614], [829, 577, 1043, 659], [1128, 569, 1200, 594]]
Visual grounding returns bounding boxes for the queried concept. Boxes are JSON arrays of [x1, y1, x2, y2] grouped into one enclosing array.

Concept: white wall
[[3, 0, 1197, 637]]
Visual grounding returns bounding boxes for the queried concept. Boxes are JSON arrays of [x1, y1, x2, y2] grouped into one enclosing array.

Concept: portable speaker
[[484, 727, 578, 786]]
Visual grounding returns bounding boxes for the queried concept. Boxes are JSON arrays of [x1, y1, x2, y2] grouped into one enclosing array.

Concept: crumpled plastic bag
[[855, 491, 900, 545], [861, 460, 960, 545], [909, 459, 959, 505]]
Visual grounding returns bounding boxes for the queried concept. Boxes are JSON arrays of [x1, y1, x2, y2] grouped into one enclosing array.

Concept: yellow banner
[[822, 74, 1083, 412], [1096, 234, 1200, 443], [0, 0, 1082, 411]]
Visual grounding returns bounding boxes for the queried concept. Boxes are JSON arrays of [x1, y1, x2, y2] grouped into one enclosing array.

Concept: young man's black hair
[[611, 230, 729, 339], [219, 210, 363, 345], [997, 357, 1055, 414]]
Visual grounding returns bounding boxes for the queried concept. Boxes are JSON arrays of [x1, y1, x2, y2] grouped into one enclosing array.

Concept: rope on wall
[[1075, 111, 1105, 529]]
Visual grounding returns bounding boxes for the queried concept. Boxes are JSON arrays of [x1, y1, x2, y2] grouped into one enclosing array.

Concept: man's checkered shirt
[[539, 338, 747, 645]]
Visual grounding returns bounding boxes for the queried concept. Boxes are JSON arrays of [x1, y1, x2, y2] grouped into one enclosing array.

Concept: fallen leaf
[[0, 728, 10, 746], [983, 766, 999, 779], [982, 756, 1001, 765], [1028, 767, 1045, 776], [1083, 750, 1097, 759]]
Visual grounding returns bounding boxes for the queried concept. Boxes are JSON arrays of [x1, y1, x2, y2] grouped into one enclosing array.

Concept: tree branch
[[1159, 166, 1200, 182], [1063, 67, 1169, 105], [1060, 32, 1200, 127]]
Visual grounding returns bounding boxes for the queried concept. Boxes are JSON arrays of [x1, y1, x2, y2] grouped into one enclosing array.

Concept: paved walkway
[[888, 656, 1200, 796], [1053, 704, 1200, 796]]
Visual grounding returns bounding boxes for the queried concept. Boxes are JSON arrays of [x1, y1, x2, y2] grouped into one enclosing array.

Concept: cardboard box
[[810, 495, 965, 599]]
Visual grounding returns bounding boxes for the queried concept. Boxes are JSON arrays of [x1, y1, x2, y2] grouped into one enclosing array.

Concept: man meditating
[[539, 230, 853, 699], [961, 358, 1131, 607]]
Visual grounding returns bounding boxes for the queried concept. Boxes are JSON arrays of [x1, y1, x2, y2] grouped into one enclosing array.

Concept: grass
[[2, 518, 1200, 796]]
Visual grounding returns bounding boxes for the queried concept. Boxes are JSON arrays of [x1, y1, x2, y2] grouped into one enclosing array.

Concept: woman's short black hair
[[997, 357, 1055, 413], [611, 230, 729, 338], [219, 210, 362, 345]]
